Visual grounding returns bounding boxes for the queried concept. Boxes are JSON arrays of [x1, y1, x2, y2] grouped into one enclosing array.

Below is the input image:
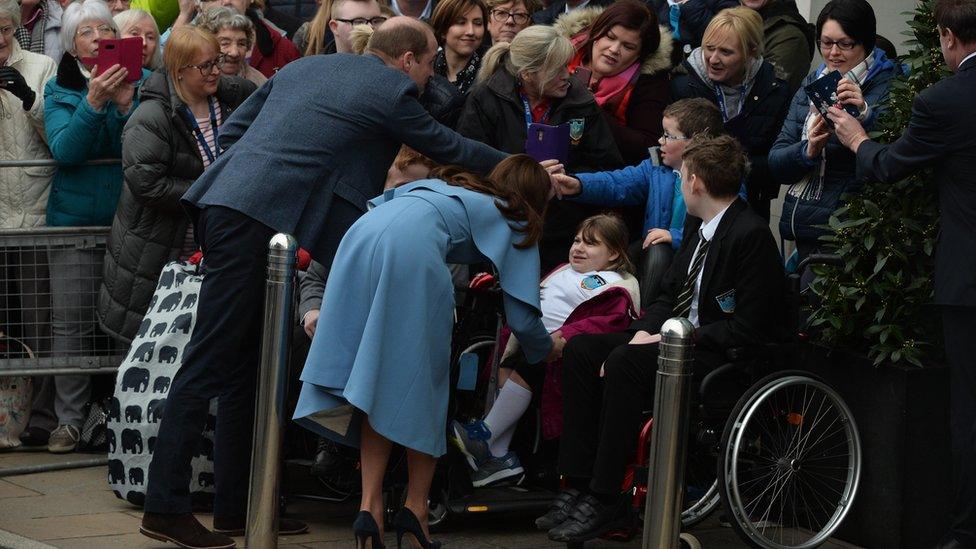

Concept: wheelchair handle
[[797, 253, 844, 273]]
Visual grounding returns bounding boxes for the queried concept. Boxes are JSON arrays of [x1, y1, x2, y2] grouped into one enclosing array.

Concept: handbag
[[0, 332, 33, 449]]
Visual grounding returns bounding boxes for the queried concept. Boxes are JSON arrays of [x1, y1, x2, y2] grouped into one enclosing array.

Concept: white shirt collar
[[960, 50, 976, 70], [391, 0, 433, 19], [699, 200, 733, 243]]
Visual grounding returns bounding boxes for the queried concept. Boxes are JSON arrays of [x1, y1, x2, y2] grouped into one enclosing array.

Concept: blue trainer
[[471, 452, 524, 488], [451, 419, 491, 470]]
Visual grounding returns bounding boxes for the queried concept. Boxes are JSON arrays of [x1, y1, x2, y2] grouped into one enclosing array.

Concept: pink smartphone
[[80, 37, 143, 83]]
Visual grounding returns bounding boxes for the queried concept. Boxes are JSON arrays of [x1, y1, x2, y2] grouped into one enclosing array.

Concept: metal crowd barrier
[[247, 233, 298, 548], [0, 226, 125, 376]]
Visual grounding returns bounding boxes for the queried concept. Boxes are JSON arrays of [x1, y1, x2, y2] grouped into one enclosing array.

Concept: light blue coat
[[294, 180, 550, 456]]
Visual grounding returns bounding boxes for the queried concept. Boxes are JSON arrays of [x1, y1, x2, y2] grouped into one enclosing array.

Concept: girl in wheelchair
[[452, 214, 641, 488]]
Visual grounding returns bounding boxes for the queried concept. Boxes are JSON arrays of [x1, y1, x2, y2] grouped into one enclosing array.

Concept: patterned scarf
[[434, 48, 481, 95], [13, 3, 47, 55], [788, 51, 876, 202]]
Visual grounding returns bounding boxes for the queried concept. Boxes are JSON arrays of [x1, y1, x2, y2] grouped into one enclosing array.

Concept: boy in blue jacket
[[551, 98, 727, 251]]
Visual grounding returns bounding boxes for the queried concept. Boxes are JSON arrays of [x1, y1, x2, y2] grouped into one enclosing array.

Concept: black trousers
[[943, 306, 976, 546], [558, 332, 659, 495], [145, 206, 276, 517]]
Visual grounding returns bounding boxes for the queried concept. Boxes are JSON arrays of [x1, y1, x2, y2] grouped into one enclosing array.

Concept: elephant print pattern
[[106, 262, 219, 508]]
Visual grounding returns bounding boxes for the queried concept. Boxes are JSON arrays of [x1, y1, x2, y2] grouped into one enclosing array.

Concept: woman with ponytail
[[457, 24, 623, 271]]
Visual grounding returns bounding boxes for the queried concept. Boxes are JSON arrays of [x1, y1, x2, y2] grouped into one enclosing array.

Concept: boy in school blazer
[[541, 135, 787, 544]]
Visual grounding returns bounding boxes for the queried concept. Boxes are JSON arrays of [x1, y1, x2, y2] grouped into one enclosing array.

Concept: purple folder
[[525, 123, 570, 165]]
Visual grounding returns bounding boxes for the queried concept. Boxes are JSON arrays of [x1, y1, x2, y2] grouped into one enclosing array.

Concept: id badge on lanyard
[[183, 98, 220, 164]]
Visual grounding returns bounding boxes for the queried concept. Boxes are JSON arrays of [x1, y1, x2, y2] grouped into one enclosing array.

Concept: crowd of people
[[1, 0, 975, 547]]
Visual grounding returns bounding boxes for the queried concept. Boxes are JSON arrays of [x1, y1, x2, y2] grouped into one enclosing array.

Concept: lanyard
[[714, 84, 746, 122], [519, 92, 551, 129], [182, 97, 220, 164]]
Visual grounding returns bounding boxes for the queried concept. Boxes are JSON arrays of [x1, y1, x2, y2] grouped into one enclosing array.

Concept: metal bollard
[[246, 233, 298, 549], [642, 317, 696, 549]]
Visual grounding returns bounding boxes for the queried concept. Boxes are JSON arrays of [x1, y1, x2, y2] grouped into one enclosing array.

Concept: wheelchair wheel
[[718, 371, 861, 549], [681, 450, 719, 527]]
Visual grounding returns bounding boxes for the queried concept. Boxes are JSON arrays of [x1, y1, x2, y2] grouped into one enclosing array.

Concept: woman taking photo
[[198, 6, 267, 86], [98, 26, 256, 344], [556, 0, 673, 165], [769, 0, 898, 274], [43, 0, 150, 453], [295, 155, 559, 549], [430, 0, 488, 95], [457, 24, 623, 270], [669, 6, 791, 220], [114, 8, 161, 70]]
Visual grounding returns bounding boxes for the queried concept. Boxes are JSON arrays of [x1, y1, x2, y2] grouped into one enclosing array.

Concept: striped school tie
[[673, 232, 709, 318]]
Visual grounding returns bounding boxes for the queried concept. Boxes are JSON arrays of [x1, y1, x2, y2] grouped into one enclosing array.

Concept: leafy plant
[[808, 0, 949, 367]]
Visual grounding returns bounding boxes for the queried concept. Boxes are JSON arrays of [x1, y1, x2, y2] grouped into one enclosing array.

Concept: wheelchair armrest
[[639, 243, 674, 310]]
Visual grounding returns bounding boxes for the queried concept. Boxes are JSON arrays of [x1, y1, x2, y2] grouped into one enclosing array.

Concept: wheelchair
[[438, 249, 862, 549], [604, 252, 862, 549]]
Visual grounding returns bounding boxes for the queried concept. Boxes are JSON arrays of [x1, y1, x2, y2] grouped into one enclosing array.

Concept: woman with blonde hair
[[99, 26, 256, 356], [196, 6, 267, 85], [457, 24, 623, 271], [114, 8, 162, 69], [669, 5, 791, 220]]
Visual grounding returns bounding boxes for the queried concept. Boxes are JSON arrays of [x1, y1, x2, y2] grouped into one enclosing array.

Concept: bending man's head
[[368, 16, 438, 92]]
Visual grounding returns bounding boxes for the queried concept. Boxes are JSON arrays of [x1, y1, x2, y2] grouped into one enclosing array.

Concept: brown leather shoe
[[140, 512, 236, 549], [212, 515, 309, 537]]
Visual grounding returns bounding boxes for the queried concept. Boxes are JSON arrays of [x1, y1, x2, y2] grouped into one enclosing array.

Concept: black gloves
[[0, 66, 37, 111]]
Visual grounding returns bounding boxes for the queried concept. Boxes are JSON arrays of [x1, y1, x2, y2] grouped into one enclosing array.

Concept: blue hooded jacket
[[571, 160, 686, 249]]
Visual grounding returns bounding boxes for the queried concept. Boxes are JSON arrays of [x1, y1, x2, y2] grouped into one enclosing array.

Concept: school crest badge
[[716, 289, 736, 314], [569, 118, 585, 145]]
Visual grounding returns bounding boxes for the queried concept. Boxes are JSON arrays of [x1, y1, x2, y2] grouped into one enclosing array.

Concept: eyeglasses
[[662, 132, 690, 142], [0, 25, 15, 37], [181, 55, 226, 76], [76, 25, 116, 39], [818, 38, 859, 51], [334, 16, 388, 27], [490, 9, 530, 25]]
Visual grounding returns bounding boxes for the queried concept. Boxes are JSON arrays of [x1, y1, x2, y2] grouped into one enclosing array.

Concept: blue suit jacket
[[182, 53, 507, 266]]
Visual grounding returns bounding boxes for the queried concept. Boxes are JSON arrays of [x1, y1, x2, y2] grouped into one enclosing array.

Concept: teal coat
[[44, 54, 150, 227]]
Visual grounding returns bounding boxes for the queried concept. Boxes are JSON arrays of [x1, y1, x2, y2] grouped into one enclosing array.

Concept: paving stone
[[3, 511, 142, 541], [0, 478, 41, 498]]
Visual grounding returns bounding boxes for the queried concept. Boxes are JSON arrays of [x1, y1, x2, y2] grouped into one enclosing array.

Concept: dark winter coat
[[648, 0, 738, 55], [770, 49, 899, 246], [456, 68, 624, 271], [758, 0, 815, 96], [554, 7, 675, 165], [532, 0, 613, 26], [670, 57, 792, 219], [97, 71, 255, 343]]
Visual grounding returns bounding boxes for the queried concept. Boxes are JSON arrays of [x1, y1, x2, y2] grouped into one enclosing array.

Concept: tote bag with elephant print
[[107, 261, 218, 508]]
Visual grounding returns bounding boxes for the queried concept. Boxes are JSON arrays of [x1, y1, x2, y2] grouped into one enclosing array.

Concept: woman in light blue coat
[[295, 155, 558, 547]]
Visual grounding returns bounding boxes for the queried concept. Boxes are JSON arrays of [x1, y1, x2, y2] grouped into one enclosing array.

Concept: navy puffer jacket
[[769, 48, 900, 245]]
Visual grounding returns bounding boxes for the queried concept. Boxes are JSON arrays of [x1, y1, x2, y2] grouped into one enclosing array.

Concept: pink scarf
[[568, 33, 642, 124]]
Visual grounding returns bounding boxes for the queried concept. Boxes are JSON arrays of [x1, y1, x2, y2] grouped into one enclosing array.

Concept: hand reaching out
[[550, 173, 581, 199], [546, 330, 566, 362]]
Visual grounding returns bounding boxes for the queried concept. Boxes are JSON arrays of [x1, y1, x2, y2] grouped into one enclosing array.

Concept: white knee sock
[[483, 381, 532, 458]]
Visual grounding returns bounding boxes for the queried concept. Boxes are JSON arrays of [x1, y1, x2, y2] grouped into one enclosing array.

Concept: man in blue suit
[[829, 0, 976, 546], [140, 17, 508, 549]]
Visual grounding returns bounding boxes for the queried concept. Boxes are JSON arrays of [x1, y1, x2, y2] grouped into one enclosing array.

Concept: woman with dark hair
[[556, 0, 673, 165], [430, 0, 488, 95], [669, 6, 792, 220], [295, 154, 559, 548], [769, 0, 899, 277]]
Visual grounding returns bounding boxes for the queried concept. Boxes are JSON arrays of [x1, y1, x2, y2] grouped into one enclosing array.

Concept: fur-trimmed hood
[[553, 7, 674, 77]]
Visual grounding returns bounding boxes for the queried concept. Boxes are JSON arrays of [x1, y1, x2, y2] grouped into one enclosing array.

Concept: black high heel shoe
[[353, 510, 385, 549], [393, 508, 441, 549]]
